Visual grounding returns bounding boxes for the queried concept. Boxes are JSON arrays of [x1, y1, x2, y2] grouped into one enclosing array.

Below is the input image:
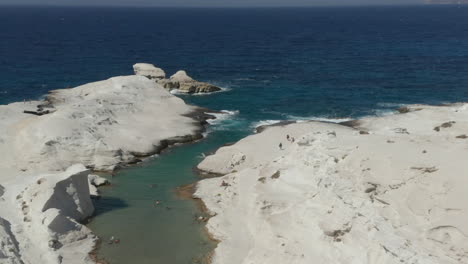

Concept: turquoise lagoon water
[[87, 117, 250, 264], [2, 5, 468, 264]]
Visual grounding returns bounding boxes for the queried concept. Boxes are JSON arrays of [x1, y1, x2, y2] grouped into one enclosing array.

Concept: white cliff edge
[[0, 74, 213, 263], [1, 165, 95, 264], [195, 103, 468, 264]]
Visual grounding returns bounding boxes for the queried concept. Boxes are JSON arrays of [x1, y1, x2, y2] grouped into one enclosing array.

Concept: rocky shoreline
[[0, 70, 220, 264], [194, 103, 468, 264]]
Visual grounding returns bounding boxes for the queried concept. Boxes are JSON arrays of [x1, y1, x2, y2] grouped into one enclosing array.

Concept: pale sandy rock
[[4, 164, 96, 264], [196, 103, 468, 264], [170, 70, 195, 83], [0, 74, 210, 264], [2, 75, 203, 172], [133, 63, 166, 80]]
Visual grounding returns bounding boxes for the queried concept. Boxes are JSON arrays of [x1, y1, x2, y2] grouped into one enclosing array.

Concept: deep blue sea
[[2, 6, 468, 119], [2, 5, 468, 264]]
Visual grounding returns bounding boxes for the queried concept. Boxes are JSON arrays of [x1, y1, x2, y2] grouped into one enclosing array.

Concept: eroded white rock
[[132, 63, 222, 94], [170, 70, 194, 83], [4, 75, 202, 172], [133, 63, 166, 80], [196, 104, 468, 264], [9, 164, 96, 264], [0, 73, 210, 264]]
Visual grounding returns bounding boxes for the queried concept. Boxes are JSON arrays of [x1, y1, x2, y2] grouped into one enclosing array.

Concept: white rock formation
[[169, 70, 222, 94], [0, 74, 213, 264], [1, 165, 96, 264], [132, 63, 222, 94], [133, 63, 166, 80], [196, 103, 468, 264], [170, 70, 194, 83], [2, 75, 205, 172]]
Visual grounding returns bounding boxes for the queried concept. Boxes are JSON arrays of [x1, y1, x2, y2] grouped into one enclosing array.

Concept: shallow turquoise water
[[87, 123, 249, 264]]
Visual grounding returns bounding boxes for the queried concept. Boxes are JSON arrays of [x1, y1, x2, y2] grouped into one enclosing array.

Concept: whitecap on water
[[204, 110, 246, 134], [170, 86, 232, 96], [207, 110, 240, 125], [234, 78, 254, 81], [376, 102, 405, 108], [370, 109, 397, 117], [251, 115, 355, 133], [250, 120, 283, 130], [285, 114, 353, 123]]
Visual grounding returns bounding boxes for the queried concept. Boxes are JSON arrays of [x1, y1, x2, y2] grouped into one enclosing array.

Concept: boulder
[[170, 70, 222, 94], [87, 174, 109, 198], [88, 174, 109, 187], [133, 63, 166, 80]]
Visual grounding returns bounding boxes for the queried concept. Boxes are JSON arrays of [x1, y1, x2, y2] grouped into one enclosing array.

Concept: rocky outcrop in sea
[[133, 63, 222, 94]]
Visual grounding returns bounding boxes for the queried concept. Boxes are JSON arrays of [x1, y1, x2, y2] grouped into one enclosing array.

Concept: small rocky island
[[133, 63, 222, 94]]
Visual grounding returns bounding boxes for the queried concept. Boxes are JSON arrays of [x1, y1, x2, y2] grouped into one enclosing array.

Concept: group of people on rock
[[279, 134, 295, 150]]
